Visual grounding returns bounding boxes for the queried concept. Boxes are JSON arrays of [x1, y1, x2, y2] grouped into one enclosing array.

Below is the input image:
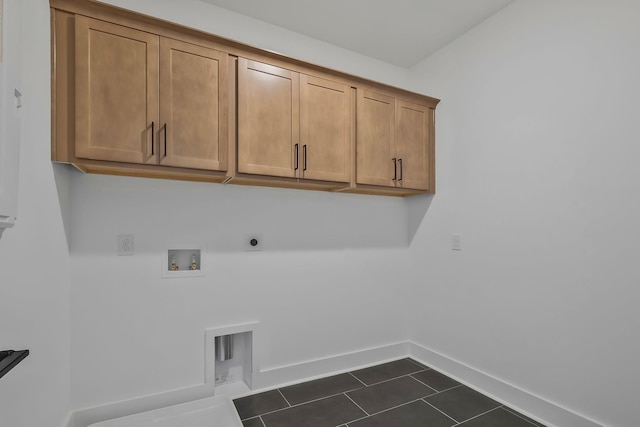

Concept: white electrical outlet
[[118, 234, 134, 255]]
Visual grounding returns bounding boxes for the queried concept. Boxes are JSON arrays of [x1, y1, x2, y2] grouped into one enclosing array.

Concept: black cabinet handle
[[294, 143, 299, 170], [398, 159, 403, 181], [303, 144, 307, 171], [163, 123, 168, 157], [392, 158, 397, 181], [151, 121, 155, 155]]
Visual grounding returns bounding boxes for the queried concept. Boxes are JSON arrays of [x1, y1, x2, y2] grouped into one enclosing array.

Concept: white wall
[[68, 0, 414, 411], [0, 0, 72, 426], [7, 0, 637, 425], [70, 176, 412, 409], [407, 1, 640, 426]]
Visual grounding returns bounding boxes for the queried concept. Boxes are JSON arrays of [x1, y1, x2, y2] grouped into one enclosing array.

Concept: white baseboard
[[408, 341, 602, 427], [66, 340, 602, 427], [249, 341, 410, 393], [66, 341, 408, 427], [67, 383, 216, 427]]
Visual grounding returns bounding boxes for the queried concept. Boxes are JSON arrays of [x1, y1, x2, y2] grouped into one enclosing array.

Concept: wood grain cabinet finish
[[237, 58, 299, 178], [159, 38, 227, 171], [238, 58, 351, 184], [75, 16, 159, 164], [51, 0, 438, 195], [356, 90, 395, 188], [300, 75, 351, 183], [394, 100, 431, 191], [73, 16, 227, 171], [356, 89, 434, 192]]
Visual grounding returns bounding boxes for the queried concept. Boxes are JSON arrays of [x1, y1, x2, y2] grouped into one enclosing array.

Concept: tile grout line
[[413, 371, 544, 427], [247, 377, 463, 421], [343, 397, 427, 425], [348, 372, 367, 386], [501, 405, 546, 427], [276, 388, 292, 407], [451, 406, 503, 426], [237, 360, 547, 427], [356, 369, 428, 388], [351, 360, 428, 387], [409, 374, 440, 395], [347, 386, 504, 427], [420, 398, 460, 423], [245, 388, 370, 420], [422, 383, 463, 397], [241, 415, 262, 424], [406, 358, 432, 371], [241, 376, 462, 422], [245, 401, 293, 419], [422, 384, 502, 426], [430, 383, 463, 395], [343, 392, 370, 417]]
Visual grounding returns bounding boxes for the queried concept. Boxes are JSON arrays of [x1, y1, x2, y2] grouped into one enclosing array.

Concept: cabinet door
[[237, 58, 299, 178], [75, 16, 159, 164], [395, 100, 431, 191], [300, 75, 351, 183], [356, 90, 395, 187], [159, 38, 228, 170]]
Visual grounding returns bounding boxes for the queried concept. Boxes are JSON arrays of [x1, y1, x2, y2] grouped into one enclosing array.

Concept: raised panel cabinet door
[[237, 58, 299, 178], [75, 16, 159, 164], [395, 100, 430, 191], [356, 89, 395, 187], [300, 75, 351, 183]]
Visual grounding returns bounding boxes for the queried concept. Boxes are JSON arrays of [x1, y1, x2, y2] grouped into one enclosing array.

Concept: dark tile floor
[[233, 358, 546, 427]]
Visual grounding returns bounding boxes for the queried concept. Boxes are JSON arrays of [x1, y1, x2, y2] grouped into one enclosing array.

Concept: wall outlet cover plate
[[117, 234, 134, 255]]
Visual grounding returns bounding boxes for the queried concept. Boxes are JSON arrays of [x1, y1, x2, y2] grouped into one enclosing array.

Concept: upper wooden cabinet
[[356, 90, 395, 188], [394, 99, 432, 191], [356, 89, 434, 193], [75, 16, 159, 165], [300, 75, 351, 183], [237, 58, 299, 179], [74, 17, 228, 170], [237, 58, 351, 184], [54, 10, 229, 181], [159, 38, 228, 171], [51, 0, 438, 195]]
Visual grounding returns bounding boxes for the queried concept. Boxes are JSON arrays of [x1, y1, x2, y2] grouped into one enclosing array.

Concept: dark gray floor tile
[[242, 417, 265, 427], [406, 358, 430, 370], [234, 390, 289, 420], [347, 376, 436, 414], [412, 369, 460, 391], [351, 359, 424, 385], [425, 386, 501, 422], [261, 394, 365, 427], [348, 400, 456, 427], [458, 407, 540, 427], [280, 373, 364, 405], [502, 406, 547, 426]]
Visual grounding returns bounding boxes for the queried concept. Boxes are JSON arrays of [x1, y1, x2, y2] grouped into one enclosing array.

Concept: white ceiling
[[200, 0, 515, 68]]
